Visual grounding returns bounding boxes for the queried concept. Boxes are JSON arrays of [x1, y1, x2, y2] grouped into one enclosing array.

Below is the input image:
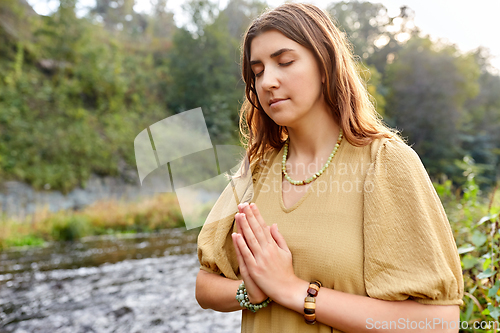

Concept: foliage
[[4, 234, 45, 248], [327, 1, 391, 59], [0, 193, 184, 249], [385, 37, 481, 181], [460, 48, 500, 187], [357, 62, 386, 116], [165, 0, 265, 145], [437, 158, 500, 329], [326, 0, 413, 73], [0, 1, 169, 192], [327, 1, 499, 187]]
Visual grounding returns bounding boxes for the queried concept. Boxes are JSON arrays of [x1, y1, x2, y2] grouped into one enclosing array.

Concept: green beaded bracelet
[[235, 282, 272, 313]]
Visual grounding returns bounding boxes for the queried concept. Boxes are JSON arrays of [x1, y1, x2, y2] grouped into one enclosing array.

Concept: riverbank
[[0, 230, 240, 333], [0, 193, 187, 251]]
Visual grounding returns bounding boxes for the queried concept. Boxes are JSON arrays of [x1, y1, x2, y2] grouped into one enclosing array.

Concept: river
[[0, 229, 241, 333]]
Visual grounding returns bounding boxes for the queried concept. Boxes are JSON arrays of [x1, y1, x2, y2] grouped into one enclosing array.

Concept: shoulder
[[251, 147, 282, 175], [362, 137, 433, 191], [367, 137, 423, 170], [231, 146, 281, 184]]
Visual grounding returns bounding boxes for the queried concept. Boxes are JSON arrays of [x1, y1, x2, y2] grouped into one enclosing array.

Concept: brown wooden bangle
[[304, 313, 316, 321], [304, 296, 316, 303], [304, 280, 322, 325], [311, 280, 322, 288], [304, 300, 315, 311], [304, 296, 315, 315], [304, 308, 315, 315], [307, 287, 319, 297]]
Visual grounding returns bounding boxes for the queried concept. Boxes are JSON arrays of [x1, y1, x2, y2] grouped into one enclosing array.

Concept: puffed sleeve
[[196, 181, 240, 279], [363, 138, 464, 306], [197, 149, 277, 279]]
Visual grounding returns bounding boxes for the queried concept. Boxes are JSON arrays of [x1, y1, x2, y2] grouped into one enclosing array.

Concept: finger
[[235, 213, 249, 244], [235, 212, 241, 234], [249, 203, 274, 243], [271, 224, 290, 252], [232, 232, 250, 277], [237, 202, 246, 213], [242, 204, 269, 246], [236, 204, 249, 235], [236, 212, 262, 256], [233, 232, 257, 267]]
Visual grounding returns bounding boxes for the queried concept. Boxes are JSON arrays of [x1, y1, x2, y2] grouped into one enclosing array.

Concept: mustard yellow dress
[[197, 137, 464, 333]]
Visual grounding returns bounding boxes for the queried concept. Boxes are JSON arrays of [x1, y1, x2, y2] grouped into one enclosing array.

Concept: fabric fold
[[363, 138, 464, 306]]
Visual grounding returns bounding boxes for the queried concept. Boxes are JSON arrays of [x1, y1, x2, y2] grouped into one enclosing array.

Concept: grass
[[0, 193, 185, 250]]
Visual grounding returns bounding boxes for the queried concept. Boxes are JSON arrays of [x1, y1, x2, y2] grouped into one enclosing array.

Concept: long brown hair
[[239, 3, 402, 165]]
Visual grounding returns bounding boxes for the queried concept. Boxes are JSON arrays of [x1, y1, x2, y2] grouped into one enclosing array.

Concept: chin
[[269, 116, 296, 128], [264, 108, 300, 127]]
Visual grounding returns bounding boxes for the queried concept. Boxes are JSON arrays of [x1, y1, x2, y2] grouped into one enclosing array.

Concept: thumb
[[271, 224, 289, 252]]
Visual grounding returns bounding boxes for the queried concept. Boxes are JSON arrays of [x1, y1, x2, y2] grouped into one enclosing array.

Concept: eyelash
[[255, 61, 294, 78]]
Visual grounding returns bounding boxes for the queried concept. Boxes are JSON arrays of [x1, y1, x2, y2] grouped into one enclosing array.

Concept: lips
[[269, 98, 288, 106]]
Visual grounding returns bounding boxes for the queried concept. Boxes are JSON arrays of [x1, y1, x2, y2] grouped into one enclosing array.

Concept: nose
[[260, 67, 280, 91]]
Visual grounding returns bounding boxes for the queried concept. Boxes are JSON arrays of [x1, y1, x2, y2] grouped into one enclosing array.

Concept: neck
[[285, 108, 340, 164]]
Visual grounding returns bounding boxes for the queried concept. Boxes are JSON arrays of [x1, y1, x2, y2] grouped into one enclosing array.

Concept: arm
[[195, 262, 269, 312], [277, 276, 460, 333], [195, 269, 243, 312], [233, 202, 461, 333]]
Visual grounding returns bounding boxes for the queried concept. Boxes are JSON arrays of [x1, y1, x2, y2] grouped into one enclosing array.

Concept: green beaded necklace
[[282, 128, 343, 186]]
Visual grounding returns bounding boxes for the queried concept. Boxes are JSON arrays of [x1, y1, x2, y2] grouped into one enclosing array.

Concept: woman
[[195, 3, 464, 333]]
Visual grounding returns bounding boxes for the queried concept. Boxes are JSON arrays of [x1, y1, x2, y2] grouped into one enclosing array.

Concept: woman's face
[[250, 29, 326, 128]]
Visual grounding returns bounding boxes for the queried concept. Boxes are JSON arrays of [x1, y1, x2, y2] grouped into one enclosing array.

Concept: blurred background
[[0, 0, 499, 332]]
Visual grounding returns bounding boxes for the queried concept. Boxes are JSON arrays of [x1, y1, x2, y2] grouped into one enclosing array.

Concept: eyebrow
[[250, 48, 295, 66]]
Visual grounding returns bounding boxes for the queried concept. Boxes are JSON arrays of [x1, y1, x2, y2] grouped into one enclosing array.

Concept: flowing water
[[0, 229, 241, 333]]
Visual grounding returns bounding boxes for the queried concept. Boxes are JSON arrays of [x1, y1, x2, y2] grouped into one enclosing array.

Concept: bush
[[50, 214, 91, 241]]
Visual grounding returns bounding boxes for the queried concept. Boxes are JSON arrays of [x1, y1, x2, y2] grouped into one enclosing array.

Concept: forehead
[[250, 29, 301, 59]]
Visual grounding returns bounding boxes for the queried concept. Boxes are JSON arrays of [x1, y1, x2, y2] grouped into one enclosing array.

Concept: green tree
[[165, 0, 244, 144], [0, 0, 167, 192], [385, 37, 480, 179], [357, 62, 386, 116], [148, 0, 176, 39], [461, 48, 500, 186], [222, 0, 267, 40], [327, 1, 390, 59]]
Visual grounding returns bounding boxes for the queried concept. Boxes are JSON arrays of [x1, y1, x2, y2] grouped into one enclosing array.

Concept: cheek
[[255, 85, 265, 104], [292, 77, 322, 103], [254, 84, 269, 110], [290, 64, 322, 95]]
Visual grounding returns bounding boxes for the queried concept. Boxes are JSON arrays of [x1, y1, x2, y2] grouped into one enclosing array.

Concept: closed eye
[[280, 60, 294, 67], [255, 61, 294, 78]]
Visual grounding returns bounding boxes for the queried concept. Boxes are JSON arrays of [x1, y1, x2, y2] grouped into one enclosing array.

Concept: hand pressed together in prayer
[[231, 202, 301, 306]]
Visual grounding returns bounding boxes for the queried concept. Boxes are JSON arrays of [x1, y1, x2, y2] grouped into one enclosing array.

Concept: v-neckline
[[275, 140, 345, 213]]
